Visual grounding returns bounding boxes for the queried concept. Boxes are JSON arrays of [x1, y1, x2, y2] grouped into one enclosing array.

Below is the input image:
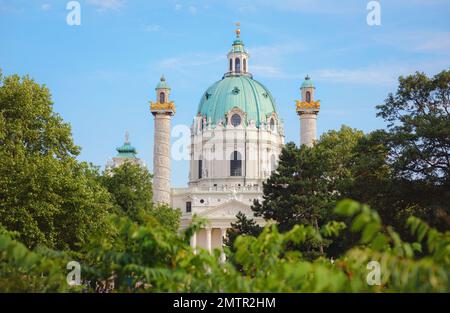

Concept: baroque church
[[148, 26, 321, 258]]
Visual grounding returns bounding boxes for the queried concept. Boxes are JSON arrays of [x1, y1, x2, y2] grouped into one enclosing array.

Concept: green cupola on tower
[[116, 131, 138, 158], [301, 75, 315, 89], [156, 75, 171, 90]]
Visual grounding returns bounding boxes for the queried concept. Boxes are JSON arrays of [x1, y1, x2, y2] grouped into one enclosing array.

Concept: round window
[[231, 114, 241, 127]]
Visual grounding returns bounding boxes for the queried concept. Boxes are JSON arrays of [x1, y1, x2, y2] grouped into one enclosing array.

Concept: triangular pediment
[[199, 199, 255, 219]]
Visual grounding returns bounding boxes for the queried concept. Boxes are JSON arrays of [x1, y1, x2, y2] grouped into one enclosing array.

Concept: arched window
[[229, 59, 233, 72], [230, 151, 242, 176], [306, 91, 311, 103], [235, 58, 241, 73], [198, 159, 203, 179], [270, 118, 275, 131], [243, 58, 247, 72], [160, 92, 166, 103]]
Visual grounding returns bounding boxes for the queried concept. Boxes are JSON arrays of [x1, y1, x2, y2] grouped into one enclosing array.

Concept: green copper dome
[[116, 141, 137, 158], [197, 75, 277, 127], [116, 132, 137, 158], [301, 75, 315, 89], [156, 75, 170, 90]]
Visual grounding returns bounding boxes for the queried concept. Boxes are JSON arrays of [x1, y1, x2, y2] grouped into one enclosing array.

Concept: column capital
[[295, 100, 320, 115], [150, 101, 176, 116]]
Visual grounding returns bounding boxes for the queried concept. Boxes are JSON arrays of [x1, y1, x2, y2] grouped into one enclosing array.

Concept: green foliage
[[372, 70, 450, 232], [102, 162, 153, 223], [245, 126, 364, 257], [0, 72, 113, 250], [333, 200, 449, 292], [253, 126, 364, 230], [376, 70, 450, 184], [0, 226, 70, 292], [225, 211, 262, 249], [150, 203, 182, 233], [3, 200, 447, 292], [101, 163, 181, 230]]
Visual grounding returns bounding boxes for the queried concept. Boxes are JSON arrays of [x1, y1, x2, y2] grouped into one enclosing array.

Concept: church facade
[[149, 27, 320, 258]]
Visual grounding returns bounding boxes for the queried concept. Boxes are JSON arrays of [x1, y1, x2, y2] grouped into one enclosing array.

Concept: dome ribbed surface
[[197, 76, 277, 127]]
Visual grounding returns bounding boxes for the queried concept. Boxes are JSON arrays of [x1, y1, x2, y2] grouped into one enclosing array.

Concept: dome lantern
[[226, 22, 250, 77]]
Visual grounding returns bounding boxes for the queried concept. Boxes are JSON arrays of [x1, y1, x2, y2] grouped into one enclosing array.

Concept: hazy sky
[[1, 0, 449, 186]]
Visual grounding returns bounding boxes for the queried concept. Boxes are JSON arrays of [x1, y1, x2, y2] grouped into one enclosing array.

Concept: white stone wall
[[188, 116, 284, 187], [153, 113, 172, 204]]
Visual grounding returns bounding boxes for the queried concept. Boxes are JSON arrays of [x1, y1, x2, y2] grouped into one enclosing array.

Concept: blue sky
[[1, 0, 449, 187]]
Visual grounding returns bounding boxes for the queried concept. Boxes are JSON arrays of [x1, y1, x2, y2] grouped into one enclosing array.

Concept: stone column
[[152, 113, 172, 204], [299, 112, 318, 147], [220, 228, 227, 263], [206, 227, 212, 254], [190, 231, 197, 254]]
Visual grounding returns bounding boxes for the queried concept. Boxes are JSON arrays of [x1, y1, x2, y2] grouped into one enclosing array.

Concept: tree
[[376, 70, 450, 185], [101, 162, 181, 230], [246, 126, 364, 257], [375, 70, 450, 231], [150, 203, 182, 233], [0, 71, 113, 250], [225, 211, 262, 249], [253, 126, 364, 230], [102, 162, 153, 223]]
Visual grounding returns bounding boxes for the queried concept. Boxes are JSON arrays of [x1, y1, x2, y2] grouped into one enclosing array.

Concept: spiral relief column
[[150, 76, 175, 205]]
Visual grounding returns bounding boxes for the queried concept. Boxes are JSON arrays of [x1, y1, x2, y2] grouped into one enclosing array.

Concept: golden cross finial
[[235, 22, 241, 37]]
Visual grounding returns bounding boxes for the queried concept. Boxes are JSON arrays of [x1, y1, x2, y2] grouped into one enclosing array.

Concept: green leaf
[[361, 222, 380, 244], [334, 199, 361, 217]]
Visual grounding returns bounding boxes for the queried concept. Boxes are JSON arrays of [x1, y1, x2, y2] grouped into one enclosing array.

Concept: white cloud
[[87, 0, 124, 11], [313, 66, 400, 85], [312, 59, 450, 86], [175, 4, 182, 11], [374, 31, 450, 54], [188, 5, 197, 15], [375, 31, 450, 54], [142, 24, 161, 32], [251, 65, 287, 79], [412, 33, 450, 53], [158, 52, 224, 72], [40, 3, 51, 11], [249, 43, 305, 58], [249, 42, 305, 78]]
